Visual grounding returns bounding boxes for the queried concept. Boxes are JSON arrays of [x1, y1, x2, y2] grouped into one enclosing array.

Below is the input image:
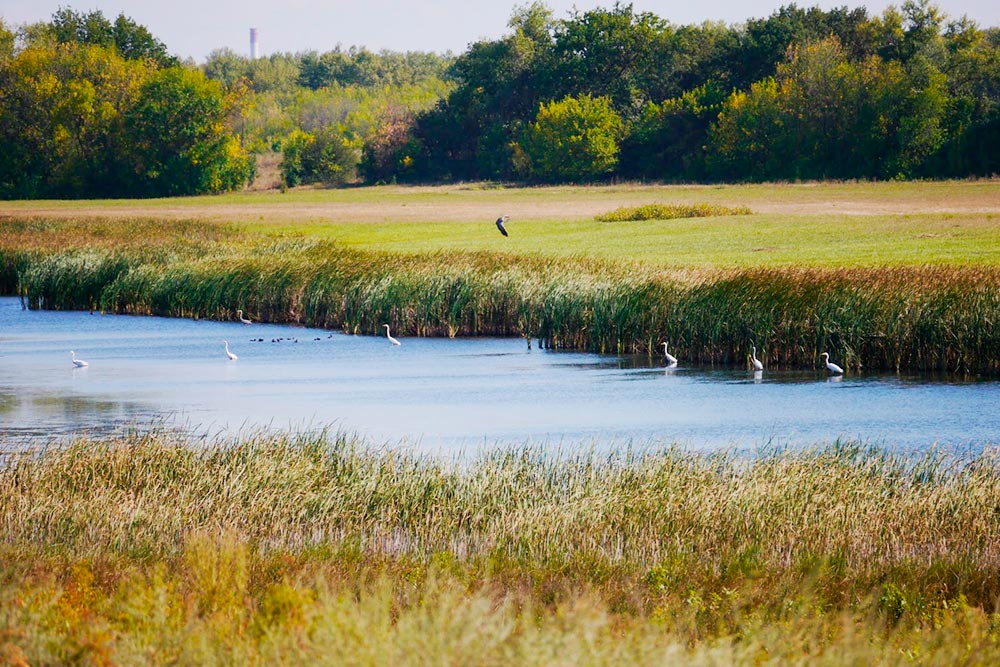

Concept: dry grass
[[1, 180, 998, 224], [3, 432, 1000, 664]]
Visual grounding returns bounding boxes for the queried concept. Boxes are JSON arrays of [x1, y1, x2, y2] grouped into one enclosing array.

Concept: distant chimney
[[250, 28, 259, 59]]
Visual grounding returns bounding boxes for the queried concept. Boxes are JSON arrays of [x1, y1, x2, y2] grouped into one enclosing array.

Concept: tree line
[[2, 2, 998, 198], [389, 0, 1000, 183], [199, 47, 454, 186]]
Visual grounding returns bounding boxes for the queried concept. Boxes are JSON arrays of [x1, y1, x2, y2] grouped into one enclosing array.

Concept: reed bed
[[3, 432, 1000, 664], [595, 203, 753, 221], [5, 216, 1000, 372]]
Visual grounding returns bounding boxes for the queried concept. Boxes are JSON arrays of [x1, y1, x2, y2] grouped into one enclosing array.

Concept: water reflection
[[1, 297, 999, 452], [0, 387, 155, 439]]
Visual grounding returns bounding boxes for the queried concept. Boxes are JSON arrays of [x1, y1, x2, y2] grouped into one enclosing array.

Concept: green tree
[[279, 126, 360, 187], [46, 7, 176, 66], [706, 78, 786, 181], [122, 67, 254, 196], [926, 18, 1000, 175], [550, 3, 668, 111], [0, 19, 15, 60], [203, 48, 252, 89], [0, 42, 152, 198], [619, 83, 727, 180], [707, 35, 951, 181], [360, 106, 419, 183], [517, 94, 623, 181], [405, 2, 556, 180], [278, 129, 313, 187]]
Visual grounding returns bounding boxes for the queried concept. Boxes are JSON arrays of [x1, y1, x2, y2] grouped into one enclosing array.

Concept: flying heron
[[495, 215, 510, 237]]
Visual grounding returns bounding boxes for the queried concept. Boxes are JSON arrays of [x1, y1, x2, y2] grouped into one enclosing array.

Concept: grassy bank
[[3, 431, 1000, 663], [5, 226, 1000, 371]]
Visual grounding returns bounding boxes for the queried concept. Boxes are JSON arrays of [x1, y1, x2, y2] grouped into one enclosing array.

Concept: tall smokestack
[[250, 28, 259, 59]]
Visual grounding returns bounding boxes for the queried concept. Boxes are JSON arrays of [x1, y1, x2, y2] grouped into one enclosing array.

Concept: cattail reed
[[5, 217, 1000, 373]]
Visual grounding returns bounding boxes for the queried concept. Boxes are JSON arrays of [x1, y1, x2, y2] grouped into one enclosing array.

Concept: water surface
[[2, 297, 997, 452]]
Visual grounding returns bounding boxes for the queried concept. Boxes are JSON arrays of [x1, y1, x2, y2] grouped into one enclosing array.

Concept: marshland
[[2, 180, 1000, 663], [4, 0, 1000, 660]]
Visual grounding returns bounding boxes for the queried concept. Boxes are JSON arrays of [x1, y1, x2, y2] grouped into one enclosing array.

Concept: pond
[[1, 297, 998, 452]]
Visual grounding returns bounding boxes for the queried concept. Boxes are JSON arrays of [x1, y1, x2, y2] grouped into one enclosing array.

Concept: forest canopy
[[1, 1, 998, 197], [397, 0, 1000, 183]]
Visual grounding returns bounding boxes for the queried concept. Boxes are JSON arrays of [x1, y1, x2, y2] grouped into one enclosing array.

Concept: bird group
[[68, 310, 405, 368], [656, 342, 845, 376]]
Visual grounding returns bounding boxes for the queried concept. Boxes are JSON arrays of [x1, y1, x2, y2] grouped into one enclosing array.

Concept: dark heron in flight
[[495, 215, 510, 237]]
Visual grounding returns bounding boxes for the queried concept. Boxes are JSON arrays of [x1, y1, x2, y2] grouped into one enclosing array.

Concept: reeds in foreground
[[2, 432, 1000, 664]]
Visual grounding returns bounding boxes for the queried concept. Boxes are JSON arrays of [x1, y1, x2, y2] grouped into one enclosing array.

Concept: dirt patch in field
[[2, 181, 998, 225]]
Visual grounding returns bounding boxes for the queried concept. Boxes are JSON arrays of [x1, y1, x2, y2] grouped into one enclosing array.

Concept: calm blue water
[[1, 297, 998, 452]]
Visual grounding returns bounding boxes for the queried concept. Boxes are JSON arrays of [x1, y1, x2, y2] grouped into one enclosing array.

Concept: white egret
[[662, 341, 678, 366], [495, 215, 510, 237], [750, 345, 764, 371], [223, 339, 238, 361], [820, 352, 843, 375], [383, 324, 402, 346], [237, 309, 252, 325], [70, 351, 89, 368]]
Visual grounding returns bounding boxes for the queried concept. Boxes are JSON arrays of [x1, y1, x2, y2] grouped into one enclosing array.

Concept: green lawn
[[263, 212, 1000, 268]]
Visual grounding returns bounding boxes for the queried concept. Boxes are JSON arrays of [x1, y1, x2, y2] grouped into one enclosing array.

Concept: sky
[[2, 0, 998, 63]]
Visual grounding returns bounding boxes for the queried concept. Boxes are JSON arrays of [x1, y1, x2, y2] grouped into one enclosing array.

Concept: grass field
[[2, 180, 999, 268]]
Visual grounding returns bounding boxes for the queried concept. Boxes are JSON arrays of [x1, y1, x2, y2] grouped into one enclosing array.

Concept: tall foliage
[[123, 68, 255, 196], [517, 94, 624, 181], [391, 2, 1000, 184], [707, 38, 951, 180], [0, 11, 253, 199]]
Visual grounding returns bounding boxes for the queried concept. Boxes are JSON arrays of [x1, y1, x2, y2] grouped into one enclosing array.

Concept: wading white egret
[[237, 309, 252, 325], [751, 345, 764, 371], [383, 324, 402, 346], [495, 215, 510, 237], [820, 352, 843, 375], [70, 351, 89, 368], [223, 339, 238, 361], [662, 341, 678, 366]]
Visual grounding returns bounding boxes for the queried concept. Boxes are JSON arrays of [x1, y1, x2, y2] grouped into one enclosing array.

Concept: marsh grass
[[12, 239, 1000, 372], [5, 214, 1000, 371], [3, 432, 1000, 663], [595, 203, 752, 221]]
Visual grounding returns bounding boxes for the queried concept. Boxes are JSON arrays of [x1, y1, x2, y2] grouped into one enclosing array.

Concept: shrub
[[595, 203, 752, 221]]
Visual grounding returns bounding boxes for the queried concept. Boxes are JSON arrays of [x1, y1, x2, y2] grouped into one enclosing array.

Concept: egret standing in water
[[750, 345, 764, 371], [662, 342, 678, 367], [223, 340, 238, 361], [70, 351, 89, 368], [237, 309, 252, 325], [495, 215, 510, 237], [820, 352, 843, 375], [383, 324, 402, 346]]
